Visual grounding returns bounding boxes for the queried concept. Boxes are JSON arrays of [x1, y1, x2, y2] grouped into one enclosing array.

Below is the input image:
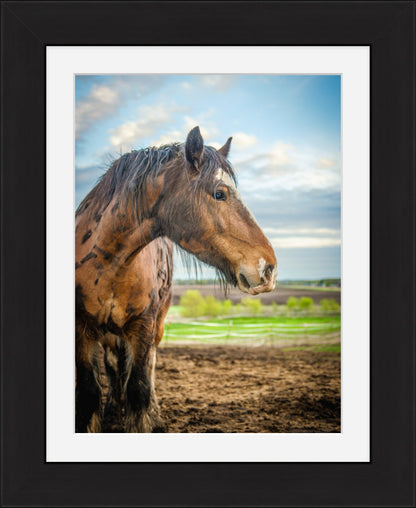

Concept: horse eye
[[213, 190, 226, 201]]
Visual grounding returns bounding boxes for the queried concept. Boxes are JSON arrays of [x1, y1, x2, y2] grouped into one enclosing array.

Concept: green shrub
[[179, 292, 239, 318], [233, 303, 243, 315], [179, 290, 206, 317], [319, 298, 340, 312], [286, 296, 298, 310], [330, 299, 340, 312], [299, 296, 314, 311], [319, 298, 330, 312], [204, 295, 223, 317], [241, 297, 263, 315], [221, 299, 232, 315]]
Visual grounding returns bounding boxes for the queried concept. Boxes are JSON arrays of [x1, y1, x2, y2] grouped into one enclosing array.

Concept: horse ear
[[185, 126, 204, 170], [218, 137, 232, 158]]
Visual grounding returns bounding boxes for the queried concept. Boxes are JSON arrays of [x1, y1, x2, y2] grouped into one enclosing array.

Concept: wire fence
[[161, 319, 341, 345]]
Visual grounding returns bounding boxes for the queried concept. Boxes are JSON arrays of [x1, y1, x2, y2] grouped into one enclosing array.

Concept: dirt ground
[[172, 284, 341, 306], [155, 345, 340, 433]]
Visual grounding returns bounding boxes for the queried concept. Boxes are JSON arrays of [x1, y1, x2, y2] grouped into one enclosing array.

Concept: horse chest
[[96, 294, 118, 326], [93, 288, 151, 333], [76, 238, 167, 335]]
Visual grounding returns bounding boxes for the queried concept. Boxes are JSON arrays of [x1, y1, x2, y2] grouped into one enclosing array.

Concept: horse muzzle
[[237, 262, 277, 295]]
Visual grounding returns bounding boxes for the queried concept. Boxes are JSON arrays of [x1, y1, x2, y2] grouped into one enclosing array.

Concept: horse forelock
[[189, 145, 236, 193]]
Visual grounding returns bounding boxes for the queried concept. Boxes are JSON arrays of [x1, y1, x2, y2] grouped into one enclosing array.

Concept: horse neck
[[76, 197, 156, 273]]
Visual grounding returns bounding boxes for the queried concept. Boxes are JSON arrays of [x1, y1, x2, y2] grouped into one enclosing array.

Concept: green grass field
[[162, 315, 340, 346]]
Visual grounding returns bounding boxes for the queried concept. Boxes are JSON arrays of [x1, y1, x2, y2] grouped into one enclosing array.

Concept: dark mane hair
[[76, 143, 181, 220], [76, 142, 237, 291], [76, 143, 236, 223]]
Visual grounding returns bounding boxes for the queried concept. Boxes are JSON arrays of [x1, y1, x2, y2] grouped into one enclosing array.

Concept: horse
[[75, 126, 277, 433]]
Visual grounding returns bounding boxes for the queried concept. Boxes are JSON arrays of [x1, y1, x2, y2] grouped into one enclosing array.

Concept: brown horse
[[75, 126, 277, 432]]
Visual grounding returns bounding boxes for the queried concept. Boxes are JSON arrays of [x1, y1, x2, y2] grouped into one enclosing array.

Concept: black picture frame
[[1, 1, 415, 506]]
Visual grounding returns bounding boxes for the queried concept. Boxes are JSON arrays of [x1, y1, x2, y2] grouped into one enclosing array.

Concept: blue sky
[[75, 74, 341, 280]]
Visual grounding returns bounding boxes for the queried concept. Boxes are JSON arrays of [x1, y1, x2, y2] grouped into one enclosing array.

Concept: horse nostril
[[264, 264, 275, 280], [238, 273, 251, 290]]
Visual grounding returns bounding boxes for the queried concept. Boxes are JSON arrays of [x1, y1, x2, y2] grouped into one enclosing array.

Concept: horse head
[[156, 126, 277, 295]]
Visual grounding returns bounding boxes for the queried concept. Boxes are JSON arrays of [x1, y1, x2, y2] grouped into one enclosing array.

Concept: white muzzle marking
[[257, 257, 266, 280]]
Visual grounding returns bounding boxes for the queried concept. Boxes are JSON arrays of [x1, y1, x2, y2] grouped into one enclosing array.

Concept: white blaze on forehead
[[215, 168, 236, 189]]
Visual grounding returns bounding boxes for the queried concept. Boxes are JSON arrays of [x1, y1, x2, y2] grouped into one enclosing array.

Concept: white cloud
[[151, 129, 184, 146], [269, 141, 294, 167], [109, 104, 183, 149], [294, 169, 340, 190], [150, 114, 219, 147], [198, 75, 237, 91], [232, 132, 257, 150], [75, 75, 166, 140], [183, 116, 218, 140], [317, 157, 336, 169], [263, 227, 340, 237], [76, 85, 120, 139], [181, 81, 192, 90], [262, 226, 340, 249], [235, 140, 341, 194], [270, 237, 341, 249]]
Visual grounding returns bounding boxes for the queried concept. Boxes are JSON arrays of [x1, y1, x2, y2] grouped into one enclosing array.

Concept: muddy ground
[[172, 284, 341, 306], [155, 345, 340, 433]]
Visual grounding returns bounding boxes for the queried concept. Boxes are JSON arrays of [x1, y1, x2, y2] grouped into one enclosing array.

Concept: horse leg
[[121, 337, 152, 433], [75, 333, 103, 433], [145, 302, 172, 432], [102, 334, 124, 432], [119, 318, 163, 433], [124, 305, 171, 433], [121, 295, 171, 433], [145, 345, 166, 432]]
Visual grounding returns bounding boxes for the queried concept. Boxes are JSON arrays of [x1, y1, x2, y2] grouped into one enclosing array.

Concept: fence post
[[227, 320, 232, 342]]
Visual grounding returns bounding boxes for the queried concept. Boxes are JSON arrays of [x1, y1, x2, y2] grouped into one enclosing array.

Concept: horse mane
[[76, 143, 181, 219], [175, 244, 234, 294], [76, 143, 236, 223], [76, 142, 237, 291]]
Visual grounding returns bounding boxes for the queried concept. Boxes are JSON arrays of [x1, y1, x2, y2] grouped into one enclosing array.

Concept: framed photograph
[[49, 47, 359, 460], [1, 2, 414, 506]]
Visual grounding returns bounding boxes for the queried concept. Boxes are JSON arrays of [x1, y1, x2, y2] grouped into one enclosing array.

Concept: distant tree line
[[279, 279, 341, 287]]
